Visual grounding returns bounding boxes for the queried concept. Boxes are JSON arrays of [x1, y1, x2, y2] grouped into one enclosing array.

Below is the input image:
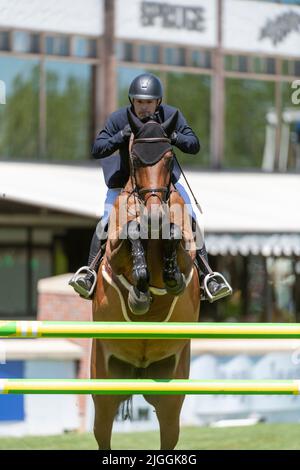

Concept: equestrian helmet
[[128, 73, 163, 102]]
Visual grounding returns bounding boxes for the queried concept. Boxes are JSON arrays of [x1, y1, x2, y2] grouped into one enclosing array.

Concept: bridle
[[128, 128, 173, 206]]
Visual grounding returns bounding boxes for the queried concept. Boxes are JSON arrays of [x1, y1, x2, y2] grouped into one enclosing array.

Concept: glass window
[[73, 37, 97, 58], [238, 56, 248, 73], [45, 35, 70, 56], [282, 60, 300, 77], [225, 55, 236, 71], [225, 55, 249, 72], [164, 47, 185, 66], [12, 31, 40, 54], [0, 57, 39, 161], [278, 81, 300, 171], [165, 72, 210, 167], [0, 31, 9, 51], [251, 56, 275, 74], [138, 44, 160, 64], [45, 60, 92, 161], [116, 42, 134, 62], [0, 248, 27, 316], [266, 58, 276, 74], [191, 50, 211, 69], [31, 248, 52, 313], [0, 229, 27, 243], [224, 78, 275, 168]]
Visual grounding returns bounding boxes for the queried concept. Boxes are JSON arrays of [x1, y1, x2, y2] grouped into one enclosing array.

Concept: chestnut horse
[[91, 109, 200, 449]]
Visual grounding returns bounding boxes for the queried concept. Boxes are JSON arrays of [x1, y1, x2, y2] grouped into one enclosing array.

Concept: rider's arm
[[172, 111, 200, 155], [92, 112, 127, 159]]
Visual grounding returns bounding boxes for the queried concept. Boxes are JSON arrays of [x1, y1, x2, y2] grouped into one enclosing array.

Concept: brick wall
[[37, 274, 93, 430]]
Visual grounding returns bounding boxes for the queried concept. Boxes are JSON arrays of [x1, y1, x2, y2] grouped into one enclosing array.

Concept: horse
[[91, 109, 201, 450]]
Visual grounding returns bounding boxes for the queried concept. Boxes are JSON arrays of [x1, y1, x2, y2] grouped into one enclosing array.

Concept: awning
[[206, 233, 300, 257], [0, 162, 300, 233]]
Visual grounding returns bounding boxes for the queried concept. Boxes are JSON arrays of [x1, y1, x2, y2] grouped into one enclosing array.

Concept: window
[[73, 37, 97, 58], [138, 44, 160, 64], [165, 72, 210, 167], [0, 57, 39, 160], [282, 59, 300, 76], [191, 50, 211, 69], [12, 31, 40, 54], [0, 229, 52, 319], [251, 56, 275, 74], [0, 31, 9, 51], [116, 42, 134, 62], [164, 47, 186, 66], [45, 35, 70, 56], [225, 55, 249, 73], [277, 81, 300, 172], [45, 61, 92, 161], [224, 78, 275, 168]]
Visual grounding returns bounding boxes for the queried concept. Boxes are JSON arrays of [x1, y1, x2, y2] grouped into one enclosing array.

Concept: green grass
[[0, 423, 299, 450]]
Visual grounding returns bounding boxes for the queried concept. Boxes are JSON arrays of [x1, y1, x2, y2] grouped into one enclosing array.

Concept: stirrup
[[203, 272, 232, 303], [68, 266, 97, 299]]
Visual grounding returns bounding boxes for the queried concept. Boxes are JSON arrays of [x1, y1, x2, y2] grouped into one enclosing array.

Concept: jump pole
[[0, 379, 300, 395], [1, 321, 300, 339]]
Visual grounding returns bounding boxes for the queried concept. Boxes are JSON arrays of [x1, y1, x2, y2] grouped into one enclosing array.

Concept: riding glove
[[120, 124, 132, 141]]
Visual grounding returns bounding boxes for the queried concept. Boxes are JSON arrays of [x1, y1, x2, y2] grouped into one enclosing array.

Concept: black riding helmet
[[128, 73, 163, 104]]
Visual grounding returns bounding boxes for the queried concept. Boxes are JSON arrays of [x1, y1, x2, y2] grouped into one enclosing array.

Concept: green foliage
[[46, 70, 91, 161], [165, 72, 210, 168], [0, 65, 39, 159], [225, 78, 275, 168]]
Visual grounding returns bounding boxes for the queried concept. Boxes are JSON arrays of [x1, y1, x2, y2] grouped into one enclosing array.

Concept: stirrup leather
[[203, 272, 232, 303], [68, 266, 97, 298]]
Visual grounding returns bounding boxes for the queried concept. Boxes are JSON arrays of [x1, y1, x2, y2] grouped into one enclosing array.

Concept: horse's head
[[127, 108, 178, 225]]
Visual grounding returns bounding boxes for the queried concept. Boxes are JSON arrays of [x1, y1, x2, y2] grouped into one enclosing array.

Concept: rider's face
[[132, 99, 159, 120]]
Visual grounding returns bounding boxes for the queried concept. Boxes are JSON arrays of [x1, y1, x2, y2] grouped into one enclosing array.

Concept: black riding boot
[[69, 224, 106, 299], [196, 244, 232, 302]]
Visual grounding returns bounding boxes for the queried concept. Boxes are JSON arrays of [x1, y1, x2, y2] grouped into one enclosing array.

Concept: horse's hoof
[[128, 286, 152, 315], [164, 273, 186, 296]]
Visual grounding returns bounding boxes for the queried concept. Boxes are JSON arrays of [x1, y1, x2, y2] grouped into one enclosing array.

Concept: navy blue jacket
[[92, 104, 200, 188]]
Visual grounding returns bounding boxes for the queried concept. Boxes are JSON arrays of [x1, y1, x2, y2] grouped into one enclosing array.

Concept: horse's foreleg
[[126, 220, 151, 315], [163, 223, 185, 295], [93, 395, 123, 450]]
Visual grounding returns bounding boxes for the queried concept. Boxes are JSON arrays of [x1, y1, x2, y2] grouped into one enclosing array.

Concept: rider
[[69, 73, 232, 302]]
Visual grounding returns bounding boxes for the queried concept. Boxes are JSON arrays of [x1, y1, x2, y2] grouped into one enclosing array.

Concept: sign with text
[[224, 0, 300, 57], [0, 0, 103, 36], [116, 0, 217, 47]]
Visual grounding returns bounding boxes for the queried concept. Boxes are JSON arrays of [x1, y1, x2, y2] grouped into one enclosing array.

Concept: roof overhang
[[1, 162, 300, 234]]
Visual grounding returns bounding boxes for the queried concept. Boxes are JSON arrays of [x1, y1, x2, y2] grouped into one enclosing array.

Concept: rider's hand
[[170, 131, 178, 145], [120, 124, 132, 141]]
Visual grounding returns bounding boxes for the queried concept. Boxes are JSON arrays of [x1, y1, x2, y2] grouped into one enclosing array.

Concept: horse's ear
[[161, 110, 179, 136], [127, 108, 143, 135]]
